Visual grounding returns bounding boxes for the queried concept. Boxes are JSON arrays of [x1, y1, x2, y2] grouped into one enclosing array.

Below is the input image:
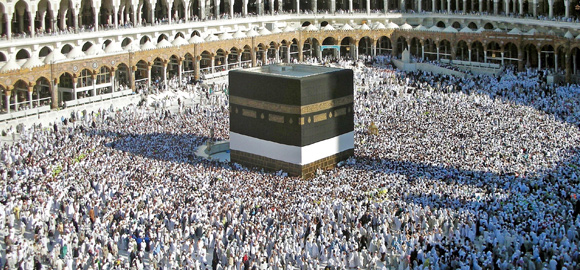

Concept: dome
[[283, 25, 296, 32], [219, 32, 233, 40], [157, 39, 172, 48], [124, 42, 140, 52], [428, 25, 442, 32], [67, 46, 86, 59], [373, 22, 386, 30], [414, 25, 428, 31], [340, 23, 354, 30], [189, 35, 205, 44], [140, 40, 157, 50], [305, 24, 318, 31], [205, 34, 219, 41], [459, 27, 473, 33], [508, 28, 522, 35], [400, 23, 413, 30], [0, 57, 22, 73], [85, 44, 105, 56], [246, 29, 259, 37], [105, 41, 124, 53], [258, 28, 272, 35], [172, 36, 189, 46], [443, 26, 458, 33], [22, 55, 44, 70], [323, 24, 336, 31], [43, 50, 67, 64], [564, 31, 574, 39], [271, 26, 283, 34], [232, 29, 247, 38], [385, 22, 399, 29], [526, 28, 538, 35], [359, 23, 371, 30]]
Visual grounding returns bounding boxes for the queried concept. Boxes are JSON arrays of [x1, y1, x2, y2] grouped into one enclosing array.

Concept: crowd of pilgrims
[[1, 55, 580, 270]]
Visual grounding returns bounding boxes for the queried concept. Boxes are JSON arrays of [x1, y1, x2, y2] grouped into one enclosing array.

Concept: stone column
[[478, 0, 482, 12], [298, 41, 304, 62], [28, 86, 33, 108], [484, 48, 487, 62], [5, 89, 11, 113], [243, 0, 248, 16], [548, 0, 553, 18], [110, 69, 116, 92], [493, 0, 498, 14], [72, 77, 77, 100], [422, 45, 425, 59], [224, 54, 229, 70], [73, 9, 78, 31], [504, 0, 509, 15], [275, 46, 280, 62], [271, 0, 275, 14], [286, 45, 291, 63], [519, 0, 524, 15], [565, 0, 569, 18], [372, 43, 377, 57], [279, 0, 284, 13], [114, 7, 119, 28], [162, 61, 168, 88], [538, 51, 541, 69], [92, 73, 97, 96], [29, 9, 36, 36], [93, 7, 98, 30], [349, 0, 353, 12], [436, 46, 440, 60], [447, 0, 451, 13], [178, 59, 183, 84], [147, 63, 152, 88], [51, 79, 59, 109], [517, 51, 524, 71], [13, 90, 18, 111], [313, 0, 318, 13], [194, 55, 201, 81], [418, 0, 422, 12], [462, 0, 466, 13], [468, 49, 471, 62], [331, 0, 336, 13], [366, 0, 370, 14], [501, 52, 504, 66], [216, 0, 221, 17], [555, 53, 558, 72], [7, 13, 13, 39], [532, 0, 537, 17], [251, 47, 257, 66], [296, 0, 300, 13], [39, 11, 46, 32]]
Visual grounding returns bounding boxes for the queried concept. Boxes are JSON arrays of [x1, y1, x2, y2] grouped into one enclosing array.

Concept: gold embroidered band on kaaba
[[230, 95, 353, 115]]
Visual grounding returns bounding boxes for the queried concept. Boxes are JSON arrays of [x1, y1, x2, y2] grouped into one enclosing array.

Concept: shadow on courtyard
[[95, 126, 580, 214]]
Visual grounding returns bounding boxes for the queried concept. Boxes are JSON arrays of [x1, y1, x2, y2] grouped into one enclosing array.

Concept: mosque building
[[0, 0, 579, 116]]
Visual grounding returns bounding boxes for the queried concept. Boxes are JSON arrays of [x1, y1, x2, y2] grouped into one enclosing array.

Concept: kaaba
[[229, 64, 354, 178]]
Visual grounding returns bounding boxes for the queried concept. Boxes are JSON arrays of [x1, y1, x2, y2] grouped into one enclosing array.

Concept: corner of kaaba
[[229, 64, 355, 178]]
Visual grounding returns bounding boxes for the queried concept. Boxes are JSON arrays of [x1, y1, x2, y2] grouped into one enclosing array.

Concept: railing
[[440, 59, 501, 69], [65, 89, 134, 107], [0, 106, 51, 122]]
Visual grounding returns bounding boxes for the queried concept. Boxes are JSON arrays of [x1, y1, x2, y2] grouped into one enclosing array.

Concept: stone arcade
[[229, 64, 354, 178]]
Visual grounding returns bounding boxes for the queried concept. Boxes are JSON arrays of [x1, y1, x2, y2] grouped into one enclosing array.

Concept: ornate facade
[[1, 0, 580, 113]]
